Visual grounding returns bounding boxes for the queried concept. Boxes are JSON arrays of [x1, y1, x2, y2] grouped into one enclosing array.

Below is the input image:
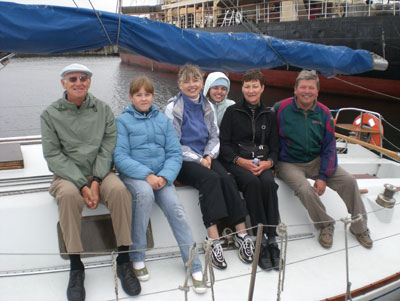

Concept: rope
[[276, 223, 288, 301], [2, 201, 399, 258], [1, 198, 399, 299], [331, 76, 400, 101], [3, 201, 399, 257], [179, 242, 196, 300], [111, 251, 119, 301], [87, 0, 114, 46], [203, 238, 216, 300], [116, 0, 122, 47]]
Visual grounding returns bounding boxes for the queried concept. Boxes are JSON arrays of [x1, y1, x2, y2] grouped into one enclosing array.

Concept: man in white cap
[[40, 63, 141, 300]]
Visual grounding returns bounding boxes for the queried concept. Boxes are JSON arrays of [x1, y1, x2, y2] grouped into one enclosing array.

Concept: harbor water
[[0, 56, 399, 152]]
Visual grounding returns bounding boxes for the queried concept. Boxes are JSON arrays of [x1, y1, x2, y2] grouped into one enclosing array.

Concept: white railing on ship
[[150, 0, 399, 29]]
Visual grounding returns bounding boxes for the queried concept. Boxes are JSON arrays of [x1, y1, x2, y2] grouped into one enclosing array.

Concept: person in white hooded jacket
[[203, 72, 235, 127]]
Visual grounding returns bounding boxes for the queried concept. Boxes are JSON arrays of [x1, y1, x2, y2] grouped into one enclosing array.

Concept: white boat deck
[[0, 142, 399, 300]]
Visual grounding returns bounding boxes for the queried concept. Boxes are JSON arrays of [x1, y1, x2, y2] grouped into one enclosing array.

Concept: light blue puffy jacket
[[114, 104, 182, 185]]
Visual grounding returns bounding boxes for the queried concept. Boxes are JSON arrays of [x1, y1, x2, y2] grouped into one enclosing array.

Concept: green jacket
[[40, 92, 116, 189]]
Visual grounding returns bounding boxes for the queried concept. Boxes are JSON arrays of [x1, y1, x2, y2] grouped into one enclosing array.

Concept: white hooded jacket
[[203, 72, 236, 127]]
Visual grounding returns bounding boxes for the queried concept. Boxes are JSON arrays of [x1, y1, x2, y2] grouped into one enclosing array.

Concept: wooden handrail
[[335, 132, 400, 161], [335, 123, 381, 133]]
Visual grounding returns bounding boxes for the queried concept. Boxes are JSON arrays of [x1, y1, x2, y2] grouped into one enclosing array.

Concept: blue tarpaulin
[[0, 2, 373, 77]]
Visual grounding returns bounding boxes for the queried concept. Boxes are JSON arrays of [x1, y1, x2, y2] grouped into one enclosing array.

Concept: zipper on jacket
[[304, 111, 309, 156], [235, 107, 265, 145], [251, 109, 256, 142]]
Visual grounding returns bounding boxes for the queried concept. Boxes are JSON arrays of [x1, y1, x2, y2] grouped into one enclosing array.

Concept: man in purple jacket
[[273, 70, 372, 249]]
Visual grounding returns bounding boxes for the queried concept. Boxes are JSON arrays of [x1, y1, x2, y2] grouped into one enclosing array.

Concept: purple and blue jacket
[[273, 97, 337, 182]]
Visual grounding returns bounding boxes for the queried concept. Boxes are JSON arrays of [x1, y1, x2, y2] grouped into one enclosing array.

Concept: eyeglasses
[[64, 75, 89, 83]]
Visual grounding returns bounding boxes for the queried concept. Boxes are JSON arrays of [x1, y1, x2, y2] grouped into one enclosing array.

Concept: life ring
[[352, 113, 383, 146]]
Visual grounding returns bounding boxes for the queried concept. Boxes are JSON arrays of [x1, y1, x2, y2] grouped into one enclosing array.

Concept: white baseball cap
[[60, 63, 92, 78]]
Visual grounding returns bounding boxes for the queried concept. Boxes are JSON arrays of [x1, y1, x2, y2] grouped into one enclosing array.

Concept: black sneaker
[[67, 269, 85, 301], [207, 238, 227, 270], [268, 243, 280, 271], [117, 262, 141, 296], [258, 244, 273, 270], [234, 234, 255, 264]]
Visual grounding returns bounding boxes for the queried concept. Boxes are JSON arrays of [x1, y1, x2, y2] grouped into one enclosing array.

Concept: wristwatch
[[268, 158, 274, 168]]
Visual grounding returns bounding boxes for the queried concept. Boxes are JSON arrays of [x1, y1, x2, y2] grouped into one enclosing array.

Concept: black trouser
[[177, 160, 247, 228], [222, 162, 280, 237]]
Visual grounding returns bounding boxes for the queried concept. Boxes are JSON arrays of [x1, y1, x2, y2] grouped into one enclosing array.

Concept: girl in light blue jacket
[[114, 76, 206, 294]]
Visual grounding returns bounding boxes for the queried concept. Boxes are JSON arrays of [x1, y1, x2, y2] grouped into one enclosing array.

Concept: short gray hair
[[295, 70, 319, 90]]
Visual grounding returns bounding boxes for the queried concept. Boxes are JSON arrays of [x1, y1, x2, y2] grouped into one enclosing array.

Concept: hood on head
[[203, 72, 230, 102]]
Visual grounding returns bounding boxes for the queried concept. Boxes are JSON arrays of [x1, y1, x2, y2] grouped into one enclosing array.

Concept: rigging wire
[[331, 76, 400, 101], [87, 0, 114, 46], [212, 1, 399, 102], [382, 117, 400, 133], [219, 0, 290, 69], [116, 0, 122, 47], [383, 136, 400, 152]]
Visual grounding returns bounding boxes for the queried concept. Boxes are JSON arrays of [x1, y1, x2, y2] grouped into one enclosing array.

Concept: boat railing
[[333, 107, 385, 157], [145, 0, 399, 29]]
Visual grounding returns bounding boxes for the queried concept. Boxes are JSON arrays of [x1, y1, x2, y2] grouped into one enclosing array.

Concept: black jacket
[[219, 99, 279, 164]]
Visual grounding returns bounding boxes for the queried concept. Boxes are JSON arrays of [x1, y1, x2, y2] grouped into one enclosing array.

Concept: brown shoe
[[319, 225, 334, 248], [350, 228, 373, 249]]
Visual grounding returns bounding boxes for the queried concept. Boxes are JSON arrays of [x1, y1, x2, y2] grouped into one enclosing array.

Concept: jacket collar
[[238, 98, 270, 114], [56, 92, 96, 111], [292, 96, 318, 112]]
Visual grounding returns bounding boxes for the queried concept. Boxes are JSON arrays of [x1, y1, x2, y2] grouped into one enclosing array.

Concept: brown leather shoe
[[318, 225, 334, 248], [350, 228, 373, 249]]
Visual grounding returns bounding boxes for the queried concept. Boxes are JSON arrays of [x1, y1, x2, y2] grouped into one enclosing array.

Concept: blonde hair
[[129, 76, 154, 96], [177, 64, 204, 85]]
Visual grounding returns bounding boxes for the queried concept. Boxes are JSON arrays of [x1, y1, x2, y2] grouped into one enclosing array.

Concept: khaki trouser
[[275, 157, 367, 233], [49, 172, 132, 253]]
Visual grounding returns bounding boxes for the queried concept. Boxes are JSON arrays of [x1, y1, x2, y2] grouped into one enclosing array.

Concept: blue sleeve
[[113, 117, 153, 179], [157, 116, 183, 185]]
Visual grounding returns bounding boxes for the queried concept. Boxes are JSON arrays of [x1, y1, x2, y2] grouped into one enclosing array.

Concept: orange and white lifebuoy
[[352, 113, 383, 147]]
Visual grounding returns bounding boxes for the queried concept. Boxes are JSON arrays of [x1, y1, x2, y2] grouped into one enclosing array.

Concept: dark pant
[[177, 160, 247, 228], [222, 162, 280, 237]]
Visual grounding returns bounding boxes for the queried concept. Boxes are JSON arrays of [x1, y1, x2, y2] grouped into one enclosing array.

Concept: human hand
[[155, 177, 167, 190], [236, 157, 258, 175], [252, 160, 272, 176], [81, 185, 98, 209], [90, 181, 100, 207], [200, 156, 212, 169], [314, 179, 327, 196], [146, 174, 160, 190]]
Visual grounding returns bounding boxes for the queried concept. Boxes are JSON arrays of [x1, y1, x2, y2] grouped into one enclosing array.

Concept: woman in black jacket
[[219, 70, 280, 271]]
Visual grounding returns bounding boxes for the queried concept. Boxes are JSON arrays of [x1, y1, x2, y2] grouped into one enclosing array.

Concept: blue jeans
[[121, 175, 202, 273]]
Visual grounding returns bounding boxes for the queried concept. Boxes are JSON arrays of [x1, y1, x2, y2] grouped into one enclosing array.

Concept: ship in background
[[120, 0, 400, 99]]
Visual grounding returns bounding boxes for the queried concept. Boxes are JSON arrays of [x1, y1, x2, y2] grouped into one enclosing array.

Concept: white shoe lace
[[212, 243, 225, 263], [242, 237, 255, 257]]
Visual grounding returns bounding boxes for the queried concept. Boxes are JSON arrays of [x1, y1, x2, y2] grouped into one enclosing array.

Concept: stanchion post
[[248, 223, 264, 301]]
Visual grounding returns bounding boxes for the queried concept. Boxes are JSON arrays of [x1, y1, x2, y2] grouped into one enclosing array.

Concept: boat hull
[[119, 50, 400, 99], [119, 15, 400, 99], [1, 138, 400, 300]]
